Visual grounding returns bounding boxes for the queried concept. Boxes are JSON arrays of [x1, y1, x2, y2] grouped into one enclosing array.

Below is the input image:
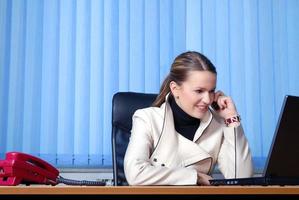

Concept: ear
[[169, 81, 180, 97]]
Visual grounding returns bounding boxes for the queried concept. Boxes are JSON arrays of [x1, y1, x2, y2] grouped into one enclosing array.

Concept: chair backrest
[[111, 92, 157, 186]]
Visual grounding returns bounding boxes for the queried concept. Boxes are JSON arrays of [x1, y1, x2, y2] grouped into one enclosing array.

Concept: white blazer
[[124, 95, 253, 185]]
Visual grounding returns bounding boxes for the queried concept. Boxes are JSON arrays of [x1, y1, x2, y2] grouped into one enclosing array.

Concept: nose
[[202, 92, 211, 104]]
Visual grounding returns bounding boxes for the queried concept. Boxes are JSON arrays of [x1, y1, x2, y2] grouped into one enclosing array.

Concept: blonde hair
[[152, 51, 217, 107]]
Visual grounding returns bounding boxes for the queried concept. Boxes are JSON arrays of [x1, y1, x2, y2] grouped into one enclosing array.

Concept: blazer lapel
[[177, 134, 212, 169], [150, 102, 180, 167], [193, 109, 213, 142]]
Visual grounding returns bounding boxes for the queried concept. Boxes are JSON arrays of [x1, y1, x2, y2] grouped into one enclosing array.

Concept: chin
[[192, 108, 208, 119], [192, 112, 206, 119]]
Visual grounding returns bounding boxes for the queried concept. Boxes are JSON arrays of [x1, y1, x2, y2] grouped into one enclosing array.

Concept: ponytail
[[152, 75, 171, 107]]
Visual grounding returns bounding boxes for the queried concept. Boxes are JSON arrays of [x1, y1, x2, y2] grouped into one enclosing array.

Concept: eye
[[209, 89, 215, 94], [195, 90, 203, 94]]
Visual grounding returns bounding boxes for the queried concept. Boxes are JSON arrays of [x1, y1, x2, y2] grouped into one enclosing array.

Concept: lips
[[196, 105, 208, 112]]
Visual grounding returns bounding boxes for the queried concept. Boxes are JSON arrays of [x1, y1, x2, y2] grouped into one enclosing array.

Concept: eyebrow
[[194, 87, 216, 91]]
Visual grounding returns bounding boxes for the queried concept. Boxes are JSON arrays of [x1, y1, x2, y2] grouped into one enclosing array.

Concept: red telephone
[[0, 152, 59, 186]]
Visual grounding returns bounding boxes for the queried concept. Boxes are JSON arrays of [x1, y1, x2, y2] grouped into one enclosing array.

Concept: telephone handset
[[0, 152, 107, 186], [211, 101, 220, 111], [0, 152, 59, 186]]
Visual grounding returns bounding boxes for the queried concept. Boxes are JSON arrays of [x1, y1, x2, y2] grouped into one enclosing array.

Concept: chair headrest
[[112, 92, 157, 131]]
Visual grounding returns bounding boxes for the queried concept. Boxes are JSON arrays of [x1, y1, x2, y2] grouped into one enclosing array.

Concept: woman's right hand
[[214, 91, 239, 120], [197, 172, 212, 186]]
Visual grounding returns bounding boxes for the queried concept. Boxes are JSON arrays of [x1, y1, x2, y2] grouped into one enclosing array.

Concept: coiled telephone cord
[[57, 176, 107, 186]]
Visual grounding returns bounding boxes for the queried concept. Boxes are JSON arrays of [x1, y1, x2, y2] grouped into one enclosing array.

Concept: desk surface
[[1, 185, 299, 195]]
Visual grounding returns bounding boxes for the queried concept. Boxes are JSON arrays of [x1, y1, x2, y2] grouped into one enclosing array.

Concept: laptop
[[209, 95, 299, 186]]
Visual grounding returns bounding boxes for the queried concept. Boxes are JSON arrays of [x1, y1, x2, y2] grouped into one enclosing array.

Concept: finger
[[215, 90, 224, 97], [218, 96, 229, 110], [214, 91, 225, 101]]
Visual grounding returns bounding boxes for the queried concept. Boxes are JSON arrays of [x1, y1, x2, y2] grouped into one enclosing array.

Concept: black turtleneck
[[169, 95, 200, 141]]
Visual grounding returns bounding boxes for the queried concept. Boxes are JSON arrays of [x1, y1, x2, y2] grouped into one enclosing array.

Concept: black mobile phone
[[211, 101, 220, 111]]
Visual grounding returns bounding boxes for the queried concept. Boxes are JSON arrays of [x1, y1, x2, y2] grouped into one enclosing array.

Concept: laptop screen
[[263, 95, 299, 178]]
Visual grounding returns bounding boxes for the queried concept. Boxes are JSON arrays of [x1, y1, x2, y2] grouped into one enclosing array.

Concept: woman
[[124, 51, 253, 185]]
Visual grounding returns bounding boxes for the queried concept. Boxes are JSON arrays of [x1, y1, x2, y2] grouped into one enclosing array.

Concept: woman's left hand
[[214, 91, 239, 119], [197, 172, 212, 186]]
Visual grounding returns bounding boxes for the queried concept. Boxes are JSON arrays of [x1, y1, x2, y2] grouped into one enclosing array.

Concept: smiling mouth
[[196, 105, 208, 112]]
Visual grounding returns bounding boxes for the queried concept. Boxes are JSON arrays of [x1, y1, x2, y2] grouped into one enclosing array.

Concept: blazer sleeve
[[124, 109, 198, 185], [217, 124, 254, 178]]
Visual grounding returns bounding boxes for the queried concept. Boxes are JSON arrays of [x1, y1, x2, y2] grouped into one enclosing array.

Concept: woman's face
[[170, 71, 216, 119]]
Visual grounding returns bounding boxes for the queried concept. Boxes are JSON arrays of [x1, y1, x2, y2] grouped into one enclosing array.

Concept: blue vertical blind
[[0, 0, 298, 168]]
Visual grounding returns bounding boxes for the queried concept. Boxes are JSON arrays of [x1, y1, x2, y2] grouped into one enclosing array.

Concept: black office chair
[[111, 92, 158, 186]]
